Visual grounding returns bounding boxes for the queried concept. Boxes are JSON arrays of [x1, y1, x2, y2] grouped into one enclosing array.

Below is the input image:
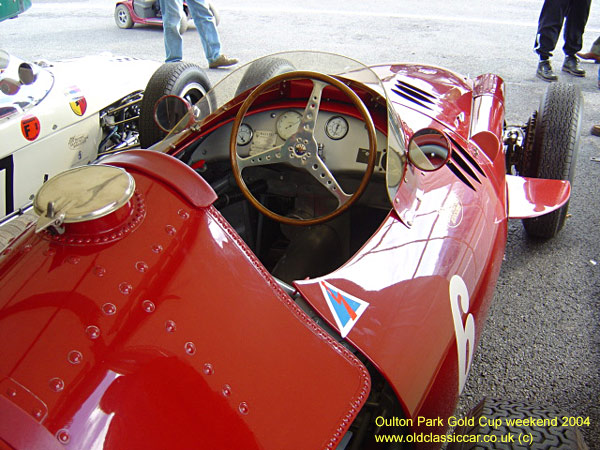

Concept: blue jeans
[[159, 0, 221, 63]]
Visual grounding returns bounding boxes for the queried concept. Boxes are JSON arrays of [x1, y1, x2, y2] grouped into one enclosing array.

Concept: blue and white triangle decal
[[319, 280, 369, 338]]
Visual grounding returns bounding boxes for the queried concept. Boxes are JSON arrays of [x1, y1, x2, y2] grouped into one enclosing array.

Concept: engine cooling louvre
[[391, 80, 436, 110], [448, 135, 486, 179], [445, 137, 487, 191], [391, 79, 487, 191]]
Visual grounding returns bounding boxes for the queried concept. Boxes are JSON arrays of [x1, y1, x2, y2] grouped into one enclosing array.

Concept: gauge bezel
[[276, 110, 303, 140], [236, 123, 253, 146], [325, 115, 349, 140]]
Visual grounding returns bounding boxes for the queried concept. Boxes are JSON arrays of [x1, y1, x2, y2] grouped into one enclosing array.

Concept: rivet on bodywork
[[85, 325, 101, 340], [222, 384, 232, 397], [119, 282, 133, 295], [203, 363, 214, 376], [238, 402, 249, 415], [93, 266, 106, 277], [67, 255, 80, 265], [184, 342, 196, 355], [67, 350, 83, 365], [142, 300, 155, 313], [33, 409, 43, 419], [152, 244, 163, 254], [55, 429, 70, 445], [102, 303, 117, 316], [165, 225, 177, 236], [49, 378, 65, 392], [165, 320, 177, 333], [6, 388, 16, 397], [177, 209, 190, 220], [135, 261, 149, 273], [44, 248, 56, 256]]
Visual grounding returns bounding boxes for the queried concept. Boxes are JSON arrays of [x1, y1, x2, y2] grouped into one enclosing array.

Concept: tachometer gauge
[[236, 123, 253, 146], [276, 110, 302, 140], [325, 116, 349, 140]]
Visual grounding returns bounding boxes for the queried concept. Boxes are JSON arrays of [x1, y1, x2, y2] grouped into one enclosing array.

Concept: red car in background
[[0, 51, 587, 449], [114, 0, 219, 33]]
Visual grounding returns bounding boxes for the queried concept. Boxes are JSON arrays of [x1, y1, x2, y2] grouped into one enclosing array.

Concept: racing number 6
[[449, 275, 475, 393]]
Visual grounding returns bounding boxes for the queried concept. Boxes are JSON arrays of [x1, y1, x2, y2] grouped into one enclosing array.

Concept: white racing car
[[0, 50, 212, 219]]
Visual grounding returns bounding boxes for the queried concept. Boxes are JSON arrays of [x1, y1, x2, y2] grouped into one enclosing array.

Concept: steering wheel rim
[[229, 70, 377, 226]]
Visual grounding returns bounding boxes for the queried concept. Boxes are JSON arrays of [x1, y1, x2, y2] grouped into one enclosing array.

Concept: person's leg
[[159, 0, 184, 62], [563, 0, 591, 56], [561, 0, 590, 76], [534, 0, 569, 60], [186, 0, 221, 63]]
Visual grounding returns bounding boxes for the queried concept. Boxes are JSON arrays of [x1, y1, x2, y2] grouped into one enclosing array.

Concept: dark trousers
[[534, 0, 592, 59]]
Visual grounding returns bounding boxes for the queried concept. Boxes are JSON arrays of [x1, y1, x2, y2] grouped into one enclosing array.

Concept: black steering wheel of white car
[[229, 71, 377, 226]]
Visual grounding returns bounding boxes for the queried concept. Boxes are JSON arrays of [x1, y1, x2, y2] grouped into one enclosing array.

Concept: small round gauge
[[276, 110, 302, 140], [325, 116, 349, 140], [236, 123, 253, 146]]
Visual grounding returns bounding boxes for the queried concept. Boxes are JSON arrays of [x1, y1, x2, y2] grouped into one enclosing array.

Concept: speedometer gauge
[[325, 116, 349, 140], [276, 110, 302, 139], [236, 123, 253, 146]]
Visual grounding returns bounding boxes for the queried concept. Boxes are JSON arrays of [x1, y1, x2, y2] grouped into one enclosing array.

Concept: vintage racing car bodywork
[[0, 51, 160, 218], [0, 52, 581, 449]]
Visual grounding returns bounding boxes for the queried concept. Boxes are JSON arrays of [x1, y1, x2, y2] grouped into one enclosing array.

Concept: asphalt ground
[[1, 0, 599, 446]]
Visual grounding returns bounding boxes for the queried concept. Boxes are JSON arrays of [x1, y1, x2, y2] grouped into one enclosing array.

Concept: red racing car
[[0, 51, 585, 449]]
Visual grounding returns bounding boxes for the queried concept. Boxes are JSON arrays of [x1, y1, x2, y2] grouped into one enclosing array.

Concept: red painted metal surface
[[506, 175, 571, 219], [0, 152, 370, 450], [296, 163, 507, 423], [0, 54, 575, 449]]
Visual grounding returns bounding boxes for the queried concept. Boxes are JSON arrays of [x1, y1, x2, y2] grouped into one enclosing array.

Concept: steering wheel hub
[[294, 142, 308, 156]]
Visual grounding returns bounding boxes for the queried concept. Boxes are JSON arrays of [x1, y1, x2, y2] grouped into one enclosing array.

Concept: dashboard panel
[[189, 108, 388, 175]]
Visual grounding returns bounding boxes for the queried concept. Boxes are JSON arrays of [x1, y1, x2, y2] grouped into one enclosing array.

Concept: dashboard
[[189, 107, 388, 176]]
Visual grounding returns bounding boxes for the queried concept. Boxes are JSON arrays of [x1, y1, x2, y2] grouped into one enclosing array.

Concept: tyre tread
[[449, 398, 588, 450], [522, 82, 582, 239]]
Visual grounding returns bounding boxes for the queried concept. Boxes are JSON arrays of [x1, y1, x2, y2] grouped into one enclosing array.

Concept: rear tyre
[[115, 4, 134, 29], [139, 62, 212, 148], [521, 82, 582, 239], [235, 57, 296, 96], [449, 398, 588, 449]]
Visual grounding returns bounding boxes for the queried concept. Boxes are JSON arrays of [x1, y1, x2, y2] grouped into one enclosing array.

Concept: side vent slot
[[392, 80, 436, 111], [447, 162, 476, 191], [451, 150, 481, 184], [449, 136, 487, 178]]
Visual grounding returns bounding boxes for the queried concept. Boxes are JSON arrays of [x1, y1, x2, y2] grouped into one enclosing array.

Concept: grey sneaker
[[536, 59, 558, 82], [208, 54, 238, 69]]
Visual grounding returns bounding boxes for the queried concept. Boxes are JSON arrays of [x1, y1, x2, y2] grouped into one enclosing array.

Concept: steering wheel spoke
[[236, 144, 286, 171], [308, 156, 352, 206], [297, 80, 326, 138]]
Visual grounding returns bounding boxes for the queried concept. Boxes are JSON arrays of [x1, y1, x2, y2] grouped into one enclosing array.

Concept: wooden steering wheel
[[229, 71, 377, 226]]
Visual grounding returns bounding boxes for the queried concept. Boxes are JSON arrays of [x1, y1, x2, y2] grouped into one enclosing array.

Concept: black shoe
[[537, 60, 558, 82], [562, 56, 586, 77]]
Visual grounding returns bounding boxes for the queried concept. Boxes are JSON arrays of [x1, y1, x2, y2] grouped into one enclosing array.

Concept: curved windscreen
[[153, 51, 407, 202]]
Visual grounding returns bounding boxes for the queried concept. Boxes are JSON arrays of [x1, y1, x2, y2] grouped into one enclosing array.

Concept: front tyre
[[234, 56, 295, 96], [114, 4, 134, 29], [139, 62, 212, 148], [522, 82, 582, 239]]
